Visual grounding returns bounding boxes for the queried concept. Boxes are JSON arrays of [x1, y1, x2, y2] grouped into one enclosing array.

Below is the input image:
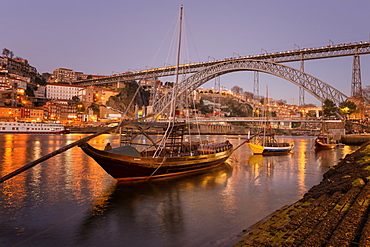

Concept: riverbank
[[341, 133, 370, 145], [68, 124, 319, 136], [234, 142, 370, 246]]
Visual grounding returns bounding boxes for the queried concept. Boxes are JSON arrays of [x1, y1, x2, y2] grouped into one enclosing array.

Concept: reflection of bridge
[[74, 41, 370, 111]]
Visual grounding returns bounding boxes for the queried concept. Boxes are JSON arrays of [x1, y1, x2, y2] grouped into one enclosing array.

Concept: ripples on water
[[0, 134, 359, 246]]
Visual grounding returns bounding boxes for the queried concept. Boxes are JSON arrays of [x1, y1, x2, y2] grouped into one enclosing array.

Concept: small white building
[[46, 83, 85, 100]]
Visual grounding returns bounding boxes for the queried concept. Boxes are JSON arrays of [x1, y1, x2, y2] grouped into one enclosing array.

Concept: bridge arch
[[153, 59, 348, 113]]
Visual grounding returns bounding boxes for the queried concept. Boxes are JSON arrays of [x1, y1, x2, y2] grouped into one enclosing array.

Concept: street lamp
[[341, 107, 350, 118]]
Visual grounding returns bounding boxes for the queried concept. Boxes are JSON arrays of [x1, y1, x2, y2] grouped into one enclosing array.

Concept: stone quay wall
[[234, 142, 370, 247]]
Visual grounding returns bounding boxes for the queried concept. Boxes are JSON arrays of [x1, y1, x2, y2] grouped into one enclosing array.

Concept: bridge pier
[[351, 53, 362, 98]]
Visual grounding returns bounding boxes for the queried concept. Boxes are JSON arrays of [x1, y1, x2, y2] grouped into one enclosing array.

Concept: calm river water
[[0, 134, 359, 247]]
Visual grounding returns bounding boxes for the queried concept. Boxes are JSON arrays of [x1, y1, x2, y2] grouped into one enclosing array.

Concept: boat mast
[[175, 5, 183, 84], [170, 5, 183, 123], [263, 85, 269, 145], [159, 5, 184, 157]]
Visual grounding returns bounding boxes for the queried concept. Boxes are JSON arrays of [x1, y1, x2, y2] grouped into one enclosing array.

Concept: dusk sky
[[2, 0, 370, 105]]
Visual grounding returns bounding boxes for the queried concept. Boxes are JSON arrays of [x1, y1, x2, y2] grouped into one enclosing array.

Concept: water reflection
[[77, 164, 233, 247], [0, 135, 361, 247]]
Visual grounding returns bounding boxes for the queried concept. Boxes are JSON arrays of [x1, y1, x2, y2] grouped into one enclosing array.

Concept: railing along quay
[[156, 117, 323, 123]]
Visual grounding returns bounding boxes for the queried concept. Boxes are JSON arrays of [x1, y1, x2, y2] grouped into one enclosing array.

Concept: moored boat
[[247, 85, 294, 155], [79, 122, 233, 180], [314, 135, 338, 150], [79, 6, 234, 181], [0, 121, 69, 134], [80, 140, 233, 181], [248, 138, 294, 155]]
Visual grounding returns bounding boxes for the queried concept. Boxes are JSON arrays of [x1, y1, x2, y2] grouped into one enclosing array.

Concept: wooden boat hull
[[248, 142, 294, 155], [315, 139, 337, 150], [79, 143, 233, 180]]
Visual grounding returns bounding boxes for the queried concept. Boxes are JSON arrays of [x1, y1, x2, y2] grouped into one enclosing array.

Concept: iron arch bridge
[[153, 59, 348, 113]]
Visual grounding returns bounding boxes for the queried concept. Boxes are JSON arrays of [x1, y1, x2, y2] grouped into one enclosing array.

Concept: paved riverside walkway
[[234, 142, 370, 247]]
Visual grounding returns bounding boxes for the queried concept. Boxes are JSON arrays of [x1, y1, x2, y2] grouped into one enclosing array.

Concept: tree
[[72, 96, 80, 102], [243, 91, 254, 99], [231, 85, 243, 95], [89, 102, 100, 115], [277, 99, 287, 105], [2, 48, 10, 57], [195, 100, 213, 114], [322, 99, 338, 117], [339, 100, 356, 117], [2, 48, 14, 58], [300, 103, 317, 108]]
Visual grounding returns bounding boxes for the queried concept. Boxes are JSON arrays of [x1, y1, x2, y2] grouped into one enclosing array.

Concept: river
[[0, 134, 359, 247]]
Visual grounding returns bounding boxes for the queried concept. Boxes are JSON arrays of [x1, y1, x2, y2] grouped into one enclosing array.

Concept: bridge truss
[[152, 60, 348, 114], [74, 42, 370, 89], [73, 41, 370, 110]]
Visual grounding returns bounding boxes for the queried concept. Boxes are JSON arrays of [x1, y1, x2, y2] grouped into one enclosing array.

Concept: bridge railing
[[73, 41, 370, 86]]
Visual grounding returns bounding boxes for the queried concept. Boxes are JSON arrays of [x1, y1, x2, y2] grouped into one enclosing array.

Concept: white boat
[[0, 122, 69, 134]]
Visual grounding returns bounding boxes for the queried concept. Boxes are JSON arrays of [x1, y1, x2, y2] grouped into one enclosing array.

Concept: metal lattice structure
[[152, 59, 348, 114], [253, 71, 259, 97], [74, 41, 370, 87], [299, 58, 305, 106], [352, 54, 362, 97]]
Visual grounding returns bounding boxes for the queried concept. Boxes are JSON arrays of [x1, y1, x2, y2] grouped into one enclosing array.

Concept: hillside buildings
[[0, 56, 38, 78], [46, 83, 85, 100], [2, 54, 352, 126]]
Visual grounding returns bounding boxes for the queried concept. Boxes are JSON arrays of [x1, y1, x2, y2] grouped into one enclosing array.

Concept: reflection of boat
[[79, 6, 233, 181], [247, 154, 264, 165], [88, 163, 233, 215], [314, 135, 338, 150], [0, 121, 69, 134], [78, 163, 232, 245]]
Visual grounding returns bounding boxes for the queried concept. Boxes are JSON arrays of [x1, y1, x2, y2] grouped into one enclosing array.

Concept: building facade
[[46, 83, 84, 100], [0, 106, 44, 122], [0, 56, 38, 77], [50, 68, 76, 83], [43, 100, 80, 123]]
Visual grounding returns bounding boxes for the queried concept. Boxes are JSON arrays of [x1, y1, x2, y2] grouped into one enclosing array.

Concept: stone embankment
[[68, 123, 319, 136], [69, 126, 107, 133], [189, 123, 248, 135], [68, 124, 250, 135], [341, 134, 370, 145], [234, 142, 370, 247]]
